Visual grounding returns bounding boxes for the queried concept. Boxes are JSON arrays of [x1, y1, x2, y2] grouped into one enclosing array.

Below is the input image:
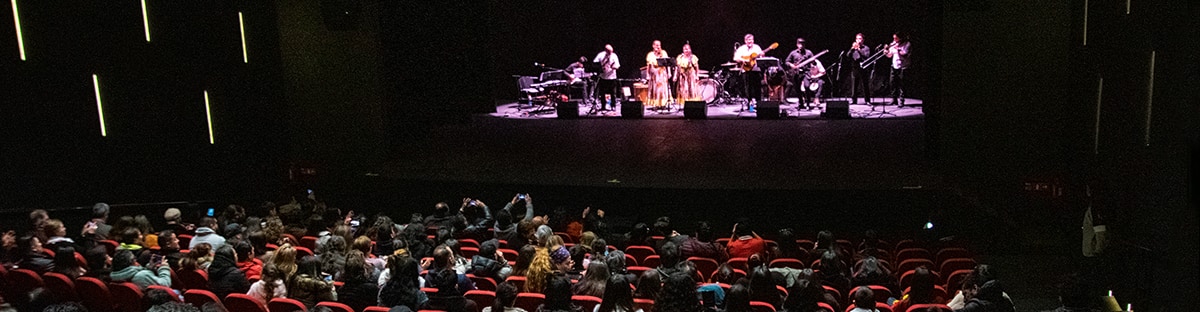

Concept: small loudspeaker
[[557, 100, 580, 119], [684, 101, 707, 119], [821, 100, 851, 119], [621, 101, 644, 119], [756, 101, 782, 119]]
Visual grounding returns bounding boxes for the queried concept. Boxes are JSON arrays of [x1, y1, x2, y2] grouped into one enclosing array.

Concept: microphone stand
[[861, 45, 893, 117]]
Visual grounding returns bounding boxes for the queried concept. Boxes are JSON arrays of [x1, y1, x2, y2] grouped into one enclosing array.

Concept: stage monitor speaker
[[621, 101, 644, 119], [557, 100, 580, 119], [684, 101, 707, 119], [756, 101, 782, 119], [822, 100, 851, 119]]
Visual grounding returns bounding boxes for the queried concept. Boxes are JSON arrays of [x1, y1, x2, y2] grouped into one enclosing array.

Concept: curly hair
[[654, 273, 701, 312], [524, 247, 553, 293], [262, 216, 285, 244]]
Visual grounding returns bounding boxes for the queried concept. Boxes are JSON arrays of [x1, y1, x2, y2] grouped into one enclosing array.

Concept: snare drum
[[697, 79, 720, 103]]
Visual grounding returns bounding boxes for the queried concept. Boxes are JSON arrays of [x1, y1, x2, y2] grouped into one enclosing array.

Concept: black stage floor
[[385, 106, 935, 191]]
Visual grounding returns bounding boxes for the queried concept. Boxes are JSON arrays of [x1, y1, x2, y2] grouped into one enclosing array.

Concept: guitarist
[[785, 38, 826, 109], [732, 34, 764, 106]]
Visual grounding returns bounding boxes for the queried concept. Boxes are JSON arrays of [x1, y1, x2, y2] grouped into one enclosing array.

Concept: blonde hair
[[524, 247, 553, 293], [272, 243, 298, 279], [42, 219, 65, 238]]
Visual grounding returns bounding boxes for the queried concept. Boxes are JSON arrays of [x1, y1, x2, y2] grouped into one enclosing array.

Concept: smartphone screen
[[150, 254, 164, 265], [206, 208, 215, 216]]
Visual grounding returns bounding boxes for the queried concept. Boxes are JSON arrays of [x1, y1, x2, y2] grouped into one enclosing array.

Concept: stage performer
[[886, 32, 911, 107], [645, 40, 671, 109], [847, 33, 872, 105], [675, 43, 700, 103], [733, 34, 764, 108], [593, 44, 620, 110], [785, 38, 823, 109]]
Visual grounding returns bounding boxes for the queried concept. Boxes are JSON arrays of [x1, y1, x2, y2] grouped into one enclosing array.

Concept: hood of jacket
[[195, 227, 216, 235], [110, 265, 146, 281]]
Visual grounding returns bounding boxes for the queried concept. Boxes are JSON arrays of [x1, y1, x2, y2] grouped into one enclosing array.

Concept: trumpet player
[[848, 33, 872, 105], [886, 32, 911, 107]]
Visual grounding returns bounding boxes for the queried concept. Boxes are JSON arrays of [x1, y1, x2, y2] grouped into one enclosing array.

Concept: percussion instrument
[[765, 66, 786, 87], [697, 79, 720, 103], [633, 83, 649, 103]]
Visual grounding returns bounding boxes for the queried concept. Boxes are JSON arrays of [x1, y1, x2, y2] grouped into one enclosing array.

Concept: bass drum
[[697, 79, 720, 103]]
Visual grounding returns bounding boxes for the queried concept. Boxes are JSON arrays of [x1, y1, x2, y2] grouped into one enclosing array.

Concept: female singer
[[675, 43, 700, 103], [645, 40, 671, 109]]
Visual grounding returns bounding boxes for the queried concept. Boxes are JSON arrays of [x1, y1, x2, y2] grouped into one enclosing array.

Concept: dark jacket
[[470, 254, 507, 280], [338, 277, 379, 312], [18, 252, 54, 274], [673, 235, 727, 262], [208, 251, 249, 299], [289, 274, 337, 309], [958, 280, 1015, 312]]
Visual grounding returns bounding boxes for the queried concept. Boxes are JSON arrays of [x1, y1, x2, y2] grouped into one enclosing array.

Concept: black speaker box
[[822, 100, 851, 119], [621, 101, 644, 119], [756, 101, 782, 119], [557, 100, 580, 119], [684, 101, 707, 119]]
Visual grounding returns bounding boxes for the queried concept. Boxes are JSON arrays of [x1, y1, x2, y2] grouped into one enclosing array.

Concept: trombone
[[859, 42, 897, 69]]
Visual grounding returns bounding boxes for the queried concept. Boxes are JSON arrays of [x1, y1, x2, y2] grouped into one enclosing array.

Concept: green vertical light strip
[[141, 0, 150, 42], [204, 90, 214, 144], [10, 0, 25, 60], [93, 74, 107, 137], [239, 12, 248, 63]]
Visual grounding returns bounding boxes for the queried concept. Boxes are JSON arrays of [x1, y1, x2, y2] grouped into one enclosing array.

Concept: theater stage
[[490, 97, 923, 120]]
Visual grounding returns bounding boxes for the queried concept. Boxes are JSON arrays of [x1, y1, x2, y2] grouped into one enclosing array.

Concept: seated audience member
[[773, 228, 805, 261], [16, 235, 54, 273], [351, 235, 386, 274], [157, 229, 185, 270], [851, 256, 899, 296], [144, 287, 181, 308], [338, 250, 380, 312], [42, 219, 83, 254], [247, 244, 298, 304], [891, 267, 941, 312], [426, 253, 478, 312], [748, 266, 783, 309], [525, 247, 554, 293], [605, 250, 636, 284], [573, 261, 610, 297], [798, 268, 841, 312], [848, 286, 876, 312], [288, 255, 338, 309], [726, 223, 765, 259], [116, 227, 145, 252], [179, 242, 214, 271], [538, 274, 583, 312], [654, 273, 703, 312], [88, 203, 114, 240], [471, 239, 513, 280], [28, 209, 49, 242], [110, 249, 173, 289], [82, 245, 112, 282], [51, 246, 87, 279], [656, 241, 683, 277], [724, 284, 752, 312], [812, 230, 849, 262], [379, 254, 430, 310], [511, 244, 537, 277], [950, 265, 1015, 312], [163, 207, 194, 236], [485, 281, 528, 312], [633, 269, 662, 300], [234, 239, 263, 279], [673, 221, 727, 262], [317, 235, 347, 279], [779, 279, 824, 312], [815, 250, 850, 297], [209, 244, 250, 299], [598, 274, 642, 312], [190, 217, 226, 249]]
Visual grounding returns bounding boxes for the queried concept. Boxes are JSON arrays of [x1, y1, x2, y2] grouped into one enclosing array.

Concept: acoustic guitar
[[737, 42, 779, 71]]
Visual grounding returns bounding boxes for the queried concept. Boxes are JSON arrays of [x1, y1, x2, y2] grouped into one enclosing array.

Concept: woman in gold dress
[[675, 43, 700, 103], [645, 40, 671, 108]]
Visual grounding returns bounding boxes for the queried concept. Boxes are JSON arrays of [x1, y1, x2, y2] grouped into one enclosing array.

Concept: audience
[[538, 274, 583, 312], [190, 217, 226, 250], [50, 246, 86, 279], [655, 273, 703, 312], [485, 281, 527, 312], [15, 235, 53, 273], [726, 223, 765, 259], [234, 239, 263, 279], [288, 255, 338, 309], [339, 250, 380, 312], [110, 249, 173, 289], [573, 261, 609, 297], [379, 254, 429, 310], [179, 242, 214, 271], [598, 274, 641, 312], [208, 244, 250, 299], [891, 266, 941, 312], [157, 229, 184, 270], [848, 286, 877, 312]]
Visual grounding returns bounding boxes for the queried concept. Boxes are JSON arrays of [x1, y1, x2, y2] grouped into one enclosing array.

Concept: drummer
[[675, 43, 700, 103]]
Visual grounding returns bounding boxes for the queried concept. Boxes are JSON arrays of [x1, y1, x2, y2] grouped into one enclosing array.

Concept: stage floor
[[385, 107, 937, 191], [490, 97, 924, 119]]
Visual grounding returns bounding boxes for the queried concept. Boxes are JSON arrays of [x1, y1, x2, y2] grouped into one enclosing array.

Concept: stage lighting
[[141, 0, 151, 42], [204, 90, 214, 144], [924, 221, 933, 230], [10, 0, 26, 60], [239, 12, 248, 63], [92, 74, 107, 137]]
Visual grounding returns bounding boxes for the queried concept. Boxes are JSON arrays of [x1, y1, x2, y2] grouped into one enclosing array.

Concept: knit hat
[[164, 208, 181, 221]]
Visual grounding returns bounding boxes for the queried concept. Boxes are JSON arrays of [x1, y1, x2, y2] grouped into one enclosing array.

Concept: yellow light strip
[[1144, 51, 1154, 146], [10, 0, 25, 60], [141, 0, 150, 42], [93, 74, 107, 137], [204, 90, 214, 144], [239, 12, 247, 63]]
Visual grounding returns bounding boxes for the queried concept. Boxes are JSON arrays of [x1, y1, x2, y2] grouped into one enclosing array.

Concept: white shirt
[[889, 41, 910, 69], [733, 44, 763, 62], [593, 51, 621, 79]]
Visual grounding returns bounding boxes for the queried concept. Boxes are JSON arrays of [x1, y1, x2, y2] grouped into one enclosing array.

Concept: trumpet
[[860, 44, 891, 69]]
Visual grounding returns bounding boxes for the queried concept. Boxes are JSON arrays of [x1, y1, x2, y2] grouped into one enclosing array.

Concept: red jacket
[[237, 258, 263, 280]]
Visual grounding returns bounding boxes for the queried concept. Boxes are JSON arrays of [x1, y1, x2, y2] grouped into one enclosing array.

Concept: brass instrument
[[859, 42, 897, 69]]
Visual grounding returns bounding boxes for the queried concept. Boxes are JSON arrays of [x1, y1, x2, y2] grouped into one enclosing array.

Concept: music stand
[[653, 57, 677, 113]]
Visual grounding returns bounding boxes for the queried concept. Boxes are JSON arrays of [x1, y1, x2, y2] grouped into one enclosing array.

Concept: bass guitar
[[737, 42, 779, 71], [786, 49, 828, 78]]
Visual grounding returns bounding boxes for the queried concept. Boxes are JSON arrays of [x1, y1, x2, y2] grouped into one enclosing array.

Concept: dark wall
[[1, 0, 285, 205]]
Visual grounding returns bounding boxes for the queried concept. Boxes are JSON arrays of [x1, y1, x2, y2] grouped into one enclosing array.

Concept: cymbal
[[719, 62, 738, 67]]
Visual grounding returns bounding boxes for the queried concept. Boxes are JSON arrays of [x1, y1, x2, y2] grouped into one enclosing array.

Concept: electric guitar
[[786, 49, 829, 78], [737, 42, 779, 71]]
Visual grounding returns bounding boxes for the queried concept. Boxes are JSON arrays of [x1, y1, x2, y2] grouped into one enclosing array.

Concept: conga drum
[[633, 83, 649, 103]]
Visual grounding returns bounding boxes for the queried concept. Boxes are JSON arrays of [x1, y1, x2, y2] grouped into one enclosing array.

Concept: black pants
[[800, 77, 824, 105], [849, 68, 871, 104], [745, 70, 763, 101], [596, 78, 617, 109], [889, 67, 906, 105]]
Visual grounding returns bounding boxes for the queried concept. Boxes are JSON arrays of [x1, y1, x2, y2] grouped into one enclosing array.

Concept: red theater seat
[[110, 282, 145, 312], [75, 277, 115, 312], [184, 289, 224, 310], [224, 293, 269, 312], [317, 301, 355, 312]]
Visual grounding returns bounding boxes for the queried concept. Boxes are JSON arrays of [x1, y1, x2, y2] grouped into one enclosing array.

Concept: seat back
[[469, 275, 497, 291], [42, 272, 79, 302], [514, 292, 545, 312], [269, 297, 309, 312], [110, 282, 145, 312], [184, 289, 223, 309], [727, 257, 749, 271], [898, 269, 941, 291], [317, 301, 356, 312], [934, 248, 971, 267], [906, 303, 954, 312], [295, 246, 314, 258], [499, 249, 519, 262], [848, 285, 892, 303], [572, 295, 603, 312], [687, 257, 720, 281], [224, 293, 269, 312], [938, 258, 977, 279], [817, 302, 835, 312], [896, 259, 935, 276], [147, 285, 182, 301], [75, 276, 114, 312], [633, 298, 655, 312], [641, 255, 662, 268], [943, 269, 974, 295], [895, 248, 933, 264], [625, 253, 639, 266], [504, 276, 527, 291], [364, 307, 393, 312], [179, 269, 210, 290], [750, 300, 777, 312], [624, 246, 656, 265], [458, 239, 481, 249], [6, 268, 45, 296], [465, 290, 497, 312], [460, 246, 480, 258], [769, 258, 805, 269], [300, 236, 319, 250]]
